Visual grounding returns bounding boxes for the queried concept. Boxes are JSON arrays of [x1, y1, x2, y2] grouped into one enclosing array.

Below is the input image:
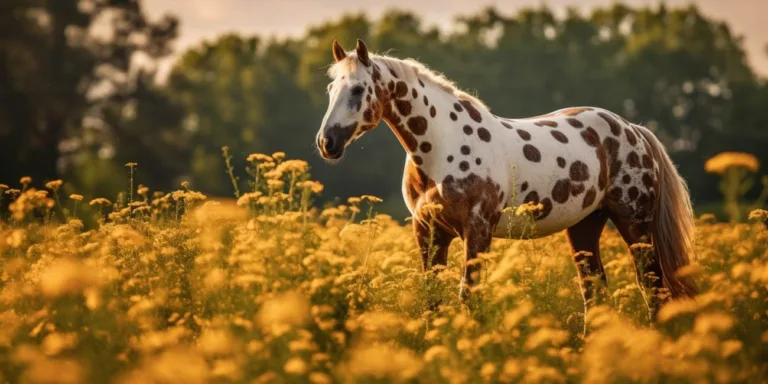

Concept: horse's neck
[[376, 63, 457, 159]]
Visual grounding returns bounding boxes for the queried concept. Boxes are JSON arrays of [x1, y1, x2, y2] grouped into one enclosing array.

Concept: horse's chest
[[402, 161, 506, 236]]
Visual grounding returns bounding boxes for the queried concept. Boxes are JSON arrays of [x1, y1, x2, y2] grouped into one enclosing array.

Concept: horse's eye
[[351, 85, 364, 96]]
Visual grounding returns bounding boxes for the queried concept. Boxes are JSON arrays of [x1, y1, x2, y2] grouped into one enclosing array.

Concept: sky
[[144, 0, 767, 77]]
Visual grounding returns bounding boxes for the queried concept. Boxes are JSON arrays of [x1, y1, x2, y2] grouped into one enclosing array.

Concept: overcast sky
[[144, 0, 767, 76]]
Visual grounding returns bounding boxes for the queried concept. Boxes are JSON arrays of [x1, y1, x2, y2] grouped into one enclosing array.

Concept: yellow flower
[[69, 194, 84, 201], [125, 162, 138, 167], [236, 192, 263, 207], [247, 153, 273, 163], [516, 202, 543, 216], [284, 358, 308, 375], [272, 152, 286, 161], [748, 209, 768, 221], [297, 181, 324, 193], [361, 195, 383, 203], [20, 176, 32, 185], [45, 180, 63, 191], [704, 152, 759, 174], [277, 159, 309, 174], [89, 197, 112, 206], [267, 179, 285, 190], [347, 197, 361, 205]]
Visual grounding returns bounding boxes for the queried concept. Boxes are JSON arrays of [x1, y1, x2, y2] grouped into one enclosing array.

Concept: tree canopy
[[2, 2, 766, 218]]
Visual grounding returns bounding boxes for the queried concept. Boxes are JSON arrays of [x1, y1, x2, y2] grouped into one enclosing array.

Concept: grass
[[1, 152, 767, 384]]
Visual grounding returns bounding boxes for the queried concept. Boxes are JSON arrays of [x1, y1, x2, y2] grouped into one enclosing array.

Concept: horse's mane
[[328, 52, 489, 111]]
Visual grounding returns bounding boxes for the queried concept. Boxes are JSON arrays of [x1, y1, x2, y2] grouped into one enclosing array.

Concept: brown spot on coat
[[569, 161, 590, 181], [597, 146, 608, 191], [407, 116, 428, 135], [521, 182, 529, 192], [454, 103, 463, 112], [412, 88, 418, 98], [571, 183, 586, 196], [524, 191, 540, 204], [627, 151, 641, 168], [460, 145, 471, 155], [537, 198, 553, 220], [551, 130, 569, 143], [642, 154, 654, 169], [523, 144, 541, 162], [475, 158, 482, 165], [628, 186, 639, 200], [463, 125, 473, 135], [477, 127, 491, 142], [413, 155, 423, 165], [430, 106, 436, 118], [561, 107, 593, 116], [598, 112, 622, 136], [557, 157, 566, 168], [390, 124, 418, 152], [566, 118, 584, 128], [363, 108, 373, 123], [535, 120, 558, 127], [459, 161, 470, 172], [608, 187, 623, 201], [395, 100, 412, 116], [552, 179, 572, 203], [420, 142, 432, 153], [447, 155, 454, 162], [459, 100, 483, 123], [622, 174, 631, 184], [387, 81, 395, 92], [394, 81, 408, 98], [581, 127, 600, 147], [501, 121, 513, 129], [423, 95, 429, 105], [625, 128, 638, 146], [449, 112, 457, 121], [418, 78, 425, 87], [582, 187, 596, 208], [642, 173, 654, 189], [389, 66, 398, 78], [517, 129, 531, 141]]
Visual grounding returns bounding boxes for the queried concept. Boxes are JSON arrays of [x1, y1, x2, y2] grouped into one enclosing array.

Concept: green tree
[[0, 0, 179, 192]]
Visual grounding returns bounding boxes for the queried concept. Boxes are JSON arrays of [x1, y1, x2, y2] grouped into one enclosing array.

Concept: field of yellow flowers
[[1, 153, 767, 384]]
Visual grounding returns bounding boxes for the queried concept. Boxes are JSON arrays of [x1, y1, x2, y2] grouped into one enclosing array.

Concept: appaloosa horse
[[315, 39, 697, 319]]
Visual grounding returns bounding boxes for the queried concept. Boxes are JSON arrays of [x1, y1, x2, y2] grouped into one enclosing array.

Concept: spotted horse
[[315, 39, 697, 322]]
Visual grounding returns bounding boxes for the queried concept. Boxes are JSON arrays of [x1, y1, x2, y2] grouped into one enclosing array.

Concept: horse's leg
[[413, 219, 454, 272], [608, 214, 664, 321], [459, 219, 492, 300], [414, 219, 455, 310], [566, 209, 610, 325]]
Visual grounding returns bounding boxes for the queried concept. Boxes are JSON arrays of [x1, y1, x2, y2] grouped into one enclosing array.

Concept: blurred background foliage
[[2, 0, 767, 220]]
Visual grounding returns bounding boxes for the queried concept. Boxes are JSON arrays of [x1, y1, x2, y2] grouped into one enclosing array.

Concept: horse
[[314, 39, 697, 321]]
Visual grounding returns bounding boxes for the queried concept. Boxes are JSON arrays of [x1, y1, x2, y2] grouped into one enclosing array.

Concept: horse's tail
[[636, 125, 698, 298]]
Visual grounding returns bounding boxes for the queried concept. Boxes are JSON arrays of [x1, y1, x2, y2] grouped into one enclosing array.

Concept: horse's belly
[[493, 208, 582, 239]]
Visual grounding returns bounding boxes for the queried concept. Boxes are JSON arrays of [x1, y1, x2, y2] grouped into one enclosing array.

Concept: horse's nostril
[[324, 136, 335, 152]]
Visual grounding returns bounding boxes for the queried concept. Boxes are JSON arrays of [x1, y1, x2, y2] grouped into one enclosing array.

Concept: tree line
[[2, 1, 767, 218]]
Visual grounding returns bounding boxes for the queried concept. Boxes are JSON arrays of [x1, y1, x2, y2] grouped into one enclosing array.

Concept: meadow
[[1, 152, 767, 384]]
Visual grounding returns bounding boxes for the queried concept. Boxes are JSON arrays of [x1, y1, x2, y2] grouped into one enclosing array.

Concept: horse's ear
[[355, 39, 371, 67], [332, 39, 346, 62]]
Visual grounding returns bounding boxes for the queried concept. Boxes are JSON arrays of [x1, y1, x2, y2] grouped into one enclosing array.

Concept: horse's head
[[316, 39, 380, 162]]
